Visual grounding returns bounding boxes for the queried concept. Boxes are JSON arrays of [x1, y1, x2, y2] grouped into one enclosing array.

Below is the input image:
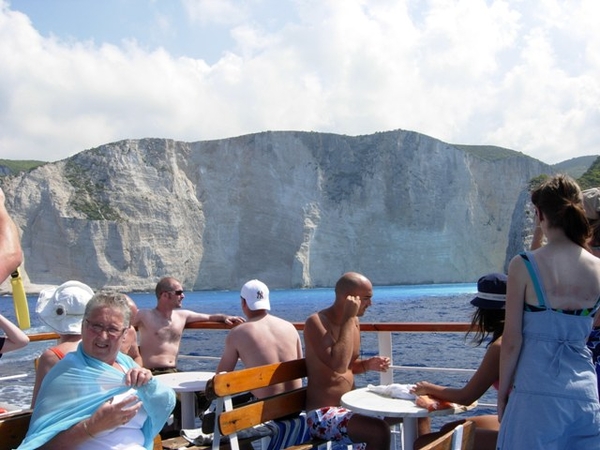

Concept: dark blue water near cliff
[[1, 283, 498, 428]]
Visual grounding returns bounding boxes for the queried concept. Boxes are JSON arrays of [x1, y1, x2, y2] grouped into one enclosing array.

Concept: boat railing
[[5, 321, 496, 408]]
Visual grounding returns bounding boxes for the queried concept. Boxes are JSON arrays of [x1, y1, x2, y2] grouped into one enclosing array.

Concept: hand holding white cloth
[[367, 383, 416, 400]]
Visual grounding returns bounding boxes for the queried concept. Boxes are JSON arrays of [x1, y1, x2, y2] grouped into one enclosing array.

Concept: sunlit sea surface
[[1, 283, 497, 429]]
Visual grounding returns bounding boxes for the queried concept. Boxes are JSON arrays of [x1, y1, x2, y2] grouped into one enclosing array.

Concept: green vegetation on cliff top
[[0, 159, 46, 174], [453, 144, 527, 162], [576, 156, 600, 190]]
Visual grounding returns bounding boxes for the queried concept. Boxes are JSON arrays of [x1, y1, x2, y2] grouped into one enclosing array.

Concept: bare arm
[[328, 298, 361, 373], [295, 335, 303, 359], [31, 349, 61, 407], [0, 313, 29, 353], [351, 356, 391, 374], [0, 188, 23, 282], [216, 331, 240, 373], [186, 311, 245, 326], [125, 328, 143, 366], [38, 395, 143, 449], [412, 340, 501, 405], [304, 301, 359, 374], [498, 256, 526, 421], [38, 367, 152, 449], [530, 216, 545, 250]]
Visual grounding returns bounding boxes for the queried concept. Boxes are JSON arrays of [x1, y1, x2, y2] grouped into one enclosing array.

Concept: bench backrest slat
[[210, 358, 309, 450], [212, 358, 307, 397], [218, 388, 306, 435]]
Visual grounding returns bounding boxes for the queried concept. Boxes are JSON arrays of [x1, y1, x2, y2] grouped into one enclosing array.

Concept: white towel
[[181, 428, 213, 445], [366, 383, 416, 400]]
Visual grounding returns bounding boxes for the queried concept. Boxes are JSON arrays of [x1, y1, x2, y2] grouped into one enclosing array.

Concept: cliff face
[[0, 130, 551, 291]]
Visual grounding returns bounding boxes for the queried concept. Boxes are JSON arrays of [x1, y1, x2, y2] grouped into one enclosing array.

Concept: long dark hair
[[531, 174, 591, 249], [466, 307, 505, 346]]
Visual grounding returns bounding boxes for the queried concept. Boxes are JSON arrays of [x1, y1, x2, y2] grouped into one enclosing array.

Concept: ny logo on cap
[[256, 290, 264, 300]]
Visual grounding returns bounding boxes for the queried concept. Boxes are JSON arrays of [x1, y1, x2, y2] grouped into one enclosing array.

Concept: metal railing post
[[377, 331, 393, 385]]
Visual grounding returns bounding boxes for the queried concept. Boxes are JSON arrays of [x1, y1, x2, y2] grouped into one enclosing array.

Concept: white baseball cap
[[240, 279, 270, 311]]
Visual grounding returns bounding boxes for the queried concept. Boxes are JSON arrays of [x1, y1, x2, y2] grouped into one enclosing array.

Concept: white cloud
[[0, 0, 599, 164]]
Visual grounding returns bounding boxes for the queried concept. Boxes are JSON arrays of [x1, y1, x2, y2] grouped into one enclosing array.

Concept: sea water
[[1, 283, 495, 427]]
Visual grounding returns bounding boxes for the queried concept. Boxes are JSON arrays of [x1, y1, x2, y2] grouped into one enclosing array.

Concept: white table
[[155, 371, 214, 429], [341, 387, 475, 450]]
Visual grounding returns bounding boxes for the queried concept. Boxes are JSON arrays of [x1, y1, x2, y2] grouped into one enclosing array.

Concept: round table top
[[341, 387, 476, 419], [154, 371, 214, 392]]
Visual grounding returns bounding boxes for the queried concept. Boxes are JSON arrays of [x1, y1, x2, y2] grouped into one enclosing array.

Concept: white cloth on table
[[366, 383, 416, 400]]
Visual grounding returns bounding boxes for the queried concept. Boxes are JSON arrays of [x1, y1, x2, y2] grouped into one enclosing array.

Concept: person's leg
[[307, 407, 383, 449], [347, 413, 390, 449], [473, 429, 498, 450], [418, 417, 431, 435], [469, 414, 499, 431], [414, 419, 466, 449], [415, 417, 499, 450], [467, 415, 499, 450]]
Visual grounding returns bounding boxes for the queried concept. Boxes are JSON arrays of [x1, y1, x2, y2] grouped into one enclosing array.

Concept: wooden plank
[[218, 389, 306, 436], [0, 410, 32, 450], [211, 359, 307, 397]]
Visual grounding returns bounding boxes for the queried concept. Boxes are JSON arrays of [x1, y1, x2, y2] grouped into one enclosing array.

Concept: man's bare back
[[217, 279, 303, 398], [218, 314, 302, 397]]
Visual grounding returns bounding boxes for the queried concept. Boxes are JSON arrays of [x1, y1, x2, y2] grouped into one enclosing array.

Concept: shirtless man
[[121, 295, 142, 366], [133, 276, 245, 372], [216, 279, 303, 398], [304, 272, 391, 449]]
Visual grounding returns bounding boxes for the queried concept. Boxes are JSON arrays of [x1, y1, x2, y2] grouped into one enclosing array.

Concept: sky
[[0, 0, 599, 165]]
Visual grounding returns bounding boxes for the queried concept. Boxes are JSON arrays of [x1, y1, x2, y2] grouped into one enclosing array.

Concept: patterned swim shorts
[[306, 406, 366, 450]]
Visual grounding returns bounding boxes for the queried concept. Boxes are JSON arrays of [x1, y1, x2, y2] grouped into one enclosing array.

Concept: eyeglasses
[[85, 319, 127, 338], [166, 290, 184, 296]]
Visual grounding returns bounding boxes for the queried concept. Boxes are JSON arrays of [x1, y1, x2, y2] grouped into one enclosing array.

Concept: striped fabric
[[263, 413, 354, 450]]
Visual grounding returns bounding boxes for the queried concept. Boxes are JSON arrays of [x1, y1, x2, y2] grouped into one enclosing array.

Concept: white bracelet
[[83, 420, 95, 439]]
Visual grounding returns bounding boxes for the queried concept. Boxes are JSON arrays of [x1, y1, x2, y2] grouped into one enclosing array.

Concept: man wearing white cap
[[216, 279, 303, 399]]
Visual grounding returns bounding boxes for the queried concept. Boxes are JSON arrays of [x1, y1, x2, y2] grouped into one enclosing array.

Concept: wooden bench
[[0, 409, 162, 450], [0, 409, 32, 450], [161, 358, 333, 450], [416, 420, 476, 450]]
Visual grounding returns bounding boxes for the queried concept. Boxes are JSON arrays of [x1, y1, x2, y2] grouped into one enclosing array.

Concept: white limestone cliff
[[0, 130, 550, 292]]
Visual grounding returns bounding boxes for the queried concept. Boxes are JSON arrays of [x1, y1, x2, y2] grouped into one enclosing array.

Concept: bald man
[[304, 272, 392, 449]]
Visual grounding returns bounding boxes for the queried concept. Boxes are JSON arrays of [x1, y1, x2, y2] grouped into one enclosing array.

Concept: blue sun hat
[[470, 273, 507, 309]]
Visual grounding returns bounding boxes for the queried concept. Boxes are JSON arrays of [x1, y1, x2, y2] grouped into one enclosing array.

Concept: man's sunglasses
[[166, 290, 184, 296]]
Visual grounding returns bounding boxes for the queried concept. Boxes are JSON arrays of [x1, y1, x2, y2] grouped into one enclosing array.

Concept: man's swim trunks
[[150, 366, 178, 375], [306, 406, 366, 450]]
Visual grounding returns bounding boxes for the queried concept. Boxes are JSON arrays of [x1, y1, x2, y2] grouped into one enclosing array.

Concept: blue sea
[[1, 283, 496, 428]]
